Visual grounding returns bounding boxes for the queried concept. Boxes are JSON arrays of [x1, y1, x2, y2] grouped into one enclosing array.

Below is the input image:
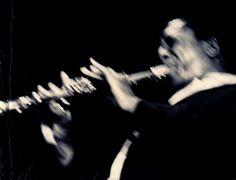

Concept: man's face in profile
[[158, 19, 208, 85]]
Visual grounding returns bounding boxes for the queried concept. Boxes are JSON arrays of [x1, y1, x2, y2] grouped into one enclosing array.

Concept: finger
[[90, 58, 119, 84], [48, 82, 63, 97], [60, 71, 70, 82], [62, 74, 82, 94], [74, 77, 96, 93], [32, 91, 42, 103], [68, 79, 82, 93], [89, 65, 102, 74], [19, 96, 32, 105], [18, 96, 31, 109], [90, 57, 108, 73], [41, 123, 57, 145], [104, 68, 120, 88], [60, 98, 70, 105], [16, 108, 22, 113], [61, 73, 80, 94], [60, 71, 74, 92], [37, 85, 52, 98], [80, 66, 103, 80], [49, 100, 66, 115]]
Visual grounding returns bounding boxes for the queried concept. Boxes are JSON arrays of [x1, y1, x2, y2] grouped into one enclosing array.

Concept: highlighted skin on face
[[158, 18, 216, 85]]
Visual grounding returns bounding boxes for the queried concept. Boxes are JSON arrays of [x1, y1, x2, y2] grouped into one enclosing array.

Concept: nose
[[158, 46, 178, 67], [158, 46, 170, 61]]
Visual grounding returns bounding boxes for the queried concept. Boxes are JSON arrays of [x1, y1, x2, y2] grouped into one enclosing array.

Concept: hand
[[37, 80, 69, 104], [60, 71, 91, 95], [37, 75, 74, 166], [81, 58, 140, 113], [41, 100, 73, 166], [36, 71, 85, 105], [41, 100, 72, 144]]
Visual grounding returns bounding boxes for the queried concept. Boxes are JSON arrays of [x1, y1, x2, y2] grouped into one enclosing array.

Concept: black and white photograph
[[1, 0, 236, 180]]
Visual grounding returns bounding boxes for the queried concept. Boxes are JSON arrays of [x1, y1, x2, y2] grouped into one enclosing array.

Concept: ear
[[202, 38, 220, 58]]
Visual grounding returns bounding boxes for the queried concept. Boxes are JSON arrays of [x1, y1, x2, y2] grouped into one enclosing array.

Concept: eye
[[162, 54, 169, 60], [163, 36, 177, 48]]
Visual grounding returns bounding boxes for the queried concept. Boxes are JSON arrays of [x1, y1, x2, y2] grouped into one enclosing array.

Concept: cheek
[[158, 46, 168, 58], [158, 47, 172, 65], [174, 46, 196, 64]]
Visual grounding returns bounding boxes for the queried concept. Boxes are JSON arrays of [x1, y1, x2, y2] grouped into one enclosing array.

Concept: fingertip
[[90, 65, 101, 74], [60, 71, 69, 80], [60, 70, 65, 75], [60, 98, 70, 105], [80, 67, 87, 74], [37, 84, 43, 90], [60, 71, 65, 78], [89, 57, 95, 62], [90, 57, 99, 66], [48, 82, 56, 91], [48, 82, 53, 87]]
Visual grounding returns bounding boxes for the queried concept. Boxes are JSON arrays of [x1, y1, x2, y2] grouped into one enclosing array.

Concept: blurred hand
[[81, 58, 140, 113], [36, 71, 82, 105], [41, 100, 73, 167], [37, 75, 74, 167]]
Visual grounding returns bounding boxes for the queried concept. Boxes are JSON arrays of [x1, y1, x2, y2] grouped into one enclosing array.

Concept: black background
[[1, 0, 236, 179]]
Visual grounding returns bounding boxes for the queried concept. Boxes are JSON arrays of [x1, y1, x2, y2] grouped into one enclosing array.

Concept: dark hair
[[182, 16, 218, 41]]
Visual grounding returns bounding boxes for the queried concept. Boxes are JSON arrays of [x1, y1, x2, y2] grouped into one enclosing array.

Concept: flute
[[0, 65, 170, 115], [0, 76, 96, 115], [80, 64, 171, 84]]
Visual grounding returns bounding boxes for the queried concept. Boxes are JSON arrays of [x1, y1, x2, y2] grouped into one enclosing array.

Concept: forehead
[[161, 19, 197, 46], [163, 19, 187, 37]]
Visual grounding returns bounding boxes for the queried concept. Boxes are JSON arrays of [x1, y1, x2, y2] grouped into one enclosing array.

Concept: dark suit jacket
[[30, 84, 236, 180], [121, 84, 236, 180]]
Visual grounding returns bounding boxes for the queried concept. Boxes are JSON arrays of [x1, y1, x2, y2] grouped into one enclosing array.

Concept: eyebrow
[[159, 37, 179, 59], [161, 35, 177, 48]]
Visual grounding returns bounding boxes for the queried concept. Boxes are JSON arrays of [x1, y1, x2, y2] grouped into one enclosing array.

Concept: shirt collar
[[169, 72, 236, 105]]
